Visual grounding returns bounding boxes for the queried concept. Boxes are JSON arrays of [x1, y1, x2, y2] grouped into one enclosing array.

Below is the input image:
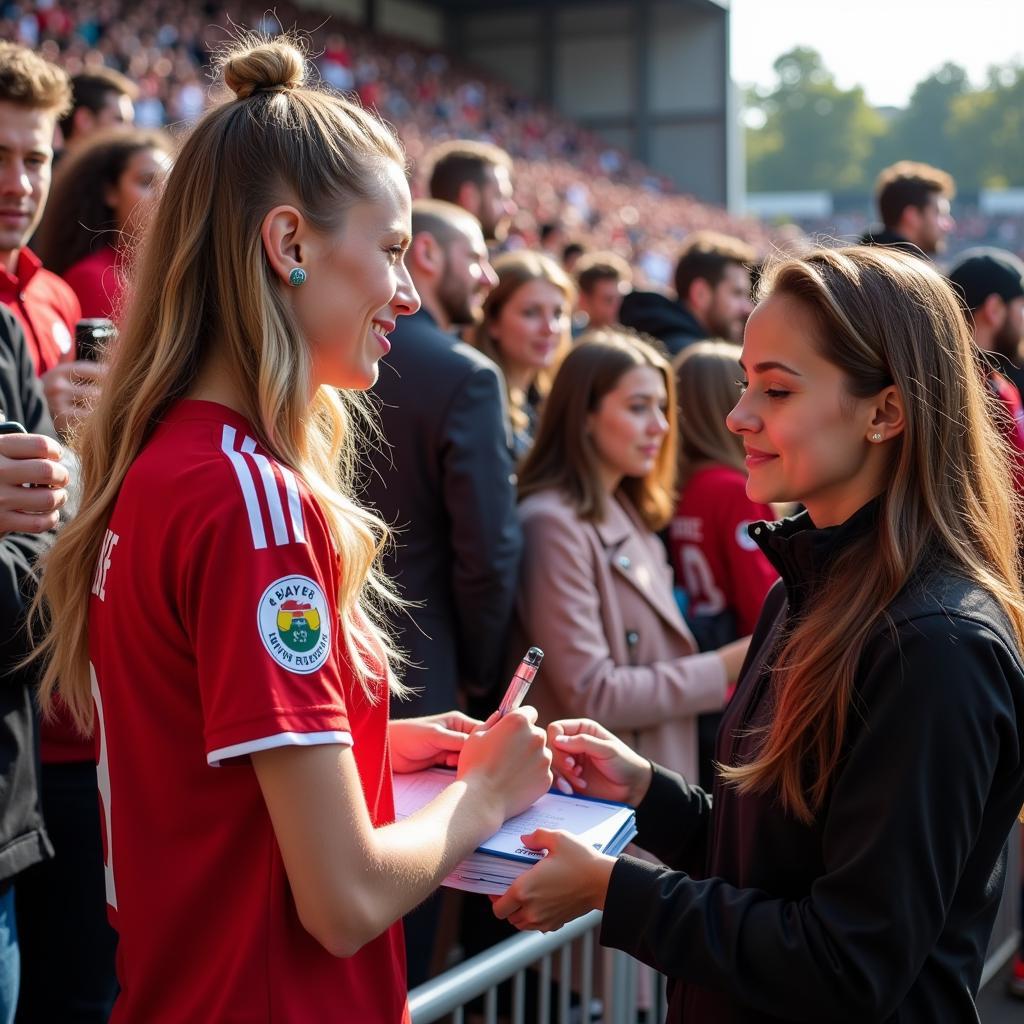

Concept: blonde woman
[[473, 250, 574, 460], [34, 38, 551, 1022], [493, 247, 1024, 1023]]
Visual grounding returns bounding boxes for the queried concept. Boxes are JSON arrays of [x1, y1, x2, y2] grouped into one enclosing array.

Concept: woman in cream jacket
[[514, 330, 749, 782]]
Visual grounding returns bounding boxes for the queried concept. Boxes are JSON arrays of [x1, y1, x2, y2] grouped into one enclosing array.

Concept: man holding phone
[[0, 43, 104, 438]]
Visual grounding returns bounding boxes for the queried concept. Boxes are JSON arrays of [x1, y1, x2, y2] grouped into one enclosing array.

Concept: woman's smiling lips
[[371, 319, 395, 354], [744, 445, 778, 467]]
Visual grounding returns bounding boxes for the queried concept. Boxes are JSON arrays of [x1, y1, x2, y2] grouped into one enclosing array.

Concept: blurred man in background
[[426, 139, 516, 245], [58, 69, 136, 157], [861, 160, 956, 259], [573, 250, 632, 333], [620, 230, 754, 354]]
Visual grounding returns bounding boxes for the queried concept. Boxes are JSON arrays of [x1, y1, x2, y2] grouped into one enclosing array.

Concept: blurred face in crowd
[[579, 277, 625, 330], [992, 295, 1024, 361], [0, 101, 55, 273], [695, 263, 753, 344], [91, 91, 134, 134], [436, 220, 498, 327], [587, 365, 669, 492], [902, 194, 954, 256], [727, 293, 893, 528], [489, 278, 569, 385], [475, 163, 515, 243], [288, 160, 419, 390], [105, 145, 172, 237]]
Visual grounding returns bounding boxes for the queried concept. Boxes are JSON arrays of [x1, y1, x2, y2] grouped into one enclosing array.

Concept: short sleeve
[[183, 445, 354, 766]]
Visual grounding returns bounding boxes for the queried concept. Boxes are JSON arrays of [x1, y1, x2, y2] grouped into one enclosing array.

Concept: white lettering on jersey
[[221, 425, 306, 550], [91, 530, 119, 602], [670, 516, 703, 543], [681, 546, 726, 617], [91, 663, 117, 910]]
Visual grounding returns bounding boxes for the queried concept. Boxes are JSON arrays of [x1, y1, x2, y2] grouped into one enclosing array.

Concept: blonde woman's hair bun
[[222, 38, 306, 100]]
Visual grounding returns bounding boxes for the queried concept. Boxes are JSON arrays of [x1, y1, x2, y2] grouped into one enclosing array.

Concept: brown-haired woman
[[32, 36, 552, 1022], [669, 341, 779, 788], [35, 127, 173, 319], [473, 250, 574, 460], [493, 246, 1024, 1022], [514, 328, 749, 784]]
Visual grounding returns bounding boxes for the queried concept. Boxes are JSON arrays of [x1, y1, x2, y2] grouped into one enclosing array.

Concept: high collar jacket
[[601, 501, 1024, 1022]]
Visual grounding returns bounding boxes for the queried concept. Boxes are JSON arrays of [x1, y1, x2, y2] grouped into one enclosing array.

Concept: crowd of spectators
[[3, 0, 776, 289]]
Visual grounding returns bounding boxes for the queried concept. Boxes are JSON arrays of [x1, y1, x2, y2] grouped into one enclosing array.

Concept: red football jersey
[[669, 465, 779, 638], [89, 400, 409, 1023]]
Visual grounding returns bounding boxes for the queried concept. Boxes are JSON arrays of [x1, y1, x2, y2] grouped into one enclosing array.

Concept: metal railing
[[409, 910, 667, 1024], [410, 823, 1020, 1023]]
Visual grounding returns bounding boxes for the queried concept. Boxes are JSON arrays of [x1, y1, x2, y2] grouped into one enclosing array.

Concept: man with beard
[[362, 198, 519, 987], [949, 248, 1024, 495], [620, 231, 755, 355], [860, 161, 956, 259], [425, 140, 516, 245]]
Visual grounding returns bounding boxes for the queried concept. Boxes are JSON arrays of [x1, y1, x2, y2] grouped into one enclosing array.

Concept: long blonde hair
[[719, 245, 1024, 823], [518, 328, 678, 531], [673, 340, 746, 485], [473, 250, 575, 437], [35, 37, 410, 732]]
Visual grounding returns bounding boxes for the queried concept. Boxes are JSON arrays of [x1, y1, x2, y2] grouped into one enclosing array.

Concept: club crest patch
[[258, 575, 331, 674]]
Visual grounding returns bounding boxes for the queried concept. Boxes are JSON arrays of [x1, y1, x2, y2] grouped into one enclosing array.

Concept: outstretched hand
[[547, 719, 652, 806], [490, 827, 616, 933]]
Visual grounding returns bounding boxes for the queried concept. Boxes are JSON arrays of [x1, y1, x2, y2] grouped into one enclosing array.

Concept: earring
[[288, 267, 307, 287], [871, 432, 882, 442]]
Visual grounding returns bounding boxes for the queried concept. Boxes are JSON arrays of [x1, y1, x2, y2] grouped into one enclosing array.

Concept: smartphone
[[75, 319, 116, 362], [0, 420, 26, 435], [497, 646, 544, 718]]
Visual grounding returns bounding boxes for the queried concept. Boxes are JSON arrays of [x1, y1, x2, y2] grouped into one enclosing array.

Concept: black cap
[[947, 247, 1024, 312]]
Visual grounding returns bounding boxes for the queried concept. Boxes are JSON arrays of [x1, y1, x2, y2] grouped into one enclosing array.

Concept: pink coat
[[516, 488, 727, 782]]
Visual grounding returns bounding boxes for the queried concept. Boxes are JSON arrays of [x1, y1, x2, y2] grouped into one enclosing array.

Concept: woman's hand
[[490, 828, 616, 932], [457, 706, 553, 823], [547, 719, 652, 806], [389, 711, 480, 774]]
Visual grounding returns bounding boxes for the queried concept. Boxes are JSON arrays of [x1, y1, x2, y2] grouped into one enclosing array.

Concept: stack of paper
[[393, 767, 637, 895]]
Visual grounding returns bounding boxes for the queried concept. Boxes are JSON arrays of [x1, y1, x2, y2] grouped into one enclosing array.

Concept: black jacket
[[601, 502, 1024, 1022], [0, 305, 55, 882], [618, 291, 707, 357], [362, 308, 522, 716]]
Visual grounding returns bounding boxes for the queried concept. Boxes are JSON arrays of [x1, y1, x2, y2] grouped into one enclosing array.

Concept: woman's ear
[[868, 384, 905, 442], [260, 205, 306, 285]]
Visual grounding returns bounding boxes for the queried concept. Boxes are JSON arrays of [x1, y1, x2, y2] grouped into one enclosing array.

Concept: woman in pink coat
[[514, 329, 749, 782]]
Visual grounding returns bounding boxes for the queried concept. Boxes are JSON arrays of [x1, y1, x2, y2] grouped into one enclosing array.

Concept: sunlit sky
[[730, 0, 1024, 108]]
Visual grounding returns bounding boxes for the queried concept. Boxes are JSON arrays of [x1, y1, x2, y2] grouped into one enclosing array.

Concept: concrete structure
[[302, 0, 738, 209]]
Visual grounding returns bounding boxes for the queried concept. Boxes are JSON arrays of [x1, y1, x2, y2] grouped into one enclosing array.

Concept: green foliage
[[746, 49, 1024, 192]]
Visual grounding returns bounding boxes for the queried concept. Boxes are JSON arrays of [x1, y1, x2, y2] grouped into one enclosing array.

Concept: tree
[[870, 63, 968, 179], [746, 48, 886, 192]]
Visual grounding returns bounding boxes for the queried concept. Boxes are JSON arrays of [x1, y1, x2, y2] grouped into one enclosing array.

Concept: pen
[[497, 646, 544, 717]]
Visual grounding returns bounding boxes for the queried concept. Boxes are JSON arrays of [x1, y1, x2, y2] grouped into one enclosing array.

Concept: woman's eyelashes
[[736, 379, 791, 400]]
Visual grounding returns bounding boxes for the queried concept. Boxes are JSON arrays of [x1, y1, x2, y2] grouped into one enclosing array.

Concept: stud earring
[[288, 267, 307, 287], [871, 432, 882, 442]]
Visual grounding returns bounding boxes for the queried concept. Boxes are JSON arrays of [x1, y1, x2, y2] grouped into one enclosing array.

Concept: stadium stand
[[8, 0, 776, 288]]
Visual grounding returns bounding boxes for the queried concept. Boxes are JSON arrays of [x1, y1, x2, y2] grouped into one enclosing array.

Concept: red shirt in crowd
[[669, 464, 779, 638], [63, 245, 122, 320], [0, 247, 80, 373], [987, 368, 1024, 497], [90, 401, 408, 1023]]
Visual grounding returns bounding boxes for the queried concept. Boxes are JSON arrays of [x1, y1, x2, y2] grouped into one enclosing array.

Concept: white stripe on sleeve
[[240, 435, 290, 547], [221, 425, 267, 550], [207, 730, 354, 767], [280, 465, 306, 544]]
